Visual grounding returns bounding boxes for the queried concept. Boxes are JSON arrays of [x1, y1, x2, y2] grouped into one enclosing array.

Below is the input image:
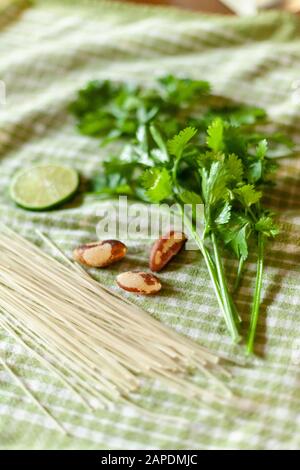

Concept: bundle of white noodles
[[0, 225, 230, 428]]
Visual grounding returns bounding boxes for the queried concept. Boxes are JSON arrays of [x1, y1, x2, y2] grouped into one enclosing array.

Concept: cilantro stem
[[211, 233, 241, 343], [247, 233, 265, 354], [230, 295, 242, 325], [248, 207, 257, 222], [181, 207, 240, 342], [234, 257, 245, 292]]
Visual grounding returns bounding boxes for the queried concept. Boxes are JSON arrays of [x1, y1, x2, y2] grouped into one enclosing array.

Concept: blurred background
[[116, 0, 300, 14]]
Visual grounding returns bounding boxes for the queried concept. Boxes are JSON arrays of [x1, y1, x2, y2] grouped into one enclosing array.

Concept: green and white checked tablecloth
[[0, 0, 300, 450]]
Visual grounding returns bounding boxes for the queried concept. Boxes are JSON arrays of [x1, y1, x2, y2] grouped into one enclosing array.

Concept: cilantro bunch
[[70, 76, 291, 352]]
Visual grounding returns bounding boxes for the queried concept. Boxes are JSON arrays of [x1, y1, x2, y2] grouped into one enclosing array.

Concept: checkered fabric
[[0, 0, 299, 450]]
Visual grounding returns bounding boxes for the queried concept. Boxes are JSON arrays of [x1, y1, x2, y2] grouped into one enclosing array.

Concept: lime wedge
[[10, 165, 79, 211]]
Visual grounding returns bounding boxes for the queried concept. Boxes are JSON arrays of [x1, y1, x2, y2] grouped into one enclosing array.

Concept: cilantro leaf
[[141, 167, 173, 202], [149, 124, 169, 162], [227, 106, 266, 126], [246, 140, 268, 183], [167, 127, 197, 159], [219, 215, 250, 261], [230, 225, 249, 260], [255, 215, 279, 238], [159, 75, 210, 105], [224, 126, 247, 155], [256, 139, 268, 159], [179, 190, 203, 205], [246, 160, 263, 184], [207, 118, 224, 153], [234, 184, 262, 207], [69, 80, 117, 117], [201, 161, 228, 206], [91, 159, 145, 198], [214, 201, 231, 225], [225, 154, 243, 182]]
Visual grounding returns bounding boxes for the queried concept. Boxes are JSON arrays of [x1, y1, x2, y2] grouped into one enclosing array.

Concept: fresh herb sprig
[[70, 75, 210, 144], [70, 76, 290, 351]]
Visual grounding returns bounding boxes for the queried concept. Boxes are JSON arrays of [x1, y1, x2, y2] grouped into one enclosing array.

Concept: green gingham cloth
[[0, 0, 300, 450]]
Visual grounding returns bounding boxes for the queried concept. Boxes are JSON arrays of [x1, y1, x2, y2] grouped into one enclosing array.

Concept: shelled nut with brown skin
[[116, 271, 162, 295], [73, 240, 127, 268], [149, 230, 187, 272]]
